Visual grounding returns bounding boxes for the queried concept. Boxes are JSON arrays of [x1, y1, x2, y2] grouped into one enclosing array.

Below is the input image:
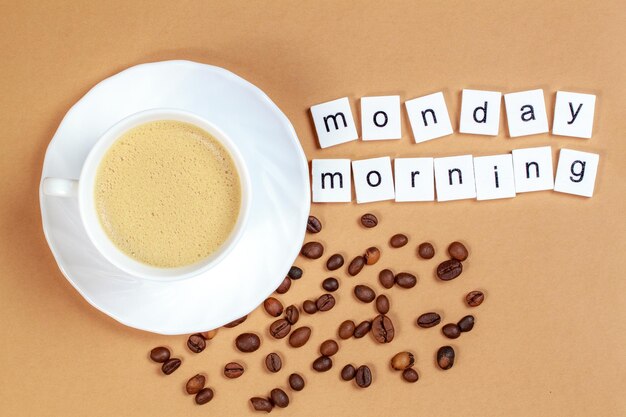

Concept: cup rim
[[77, 108, 252, 281]]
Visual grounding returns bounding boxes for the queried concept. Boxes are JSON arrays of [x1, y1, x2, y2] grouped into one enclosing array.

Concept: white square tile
[[394, 158, 435, 202], [511, 146, 554, 193], [310, 97, 358, 148], [405, 92, 453, 143], [554, 148, 599, 197], [311, 159, 352, 202], [459, 89, 502, 136], [552, 91, 596, 139], [473, 154, 516, 200], [434, 155, 477, 201], [351, 157, 395, 203], [504, 89, 549, 137], [361, 96, 402, 140]]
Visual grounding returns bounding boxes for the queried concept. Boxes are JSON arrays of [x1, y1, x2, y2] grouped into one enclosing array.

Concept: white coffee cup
[[42, 108, 251, 282]]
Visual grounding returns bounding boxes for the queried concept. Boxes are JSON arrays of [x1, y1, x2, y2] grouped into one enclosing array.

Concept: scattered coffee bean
[[312, 355, 333, 372], [235, 333, 261, 352], [379, 269, 395, 289], [395, 272, 417, 288], [390, 233, 408, 248], [275, 276, 291, 294], [288, 373, 305, 391], [417, 312, 441, 328], [224, 315, 248, 328], [284, 305, 299, 325], [347, 256, 366, 276], [224, 362, 245, 378], [466, 290, 485, 307], [448, 241, 468, 261], [326, 254, 344, 271], [288, 266, 303, 280], [442, 323, 461, 339], [360, 213, 378, 228], [322, 277, 339, 292], [269, 318, 291, 339], [289, 327, 311, 348], [187, 334, 206, 353], [250, 397, 273, 412], [270, 388, 289, 408], [301, 242, 324, 259], [263, 297, 284, 317], [354, 285, 376, 303], [320, 339, 339, 356], [417, 242, 435, 259], [316, 293, 336, 311], [200, 329, 218, 340], [355, 365, 372, 388], [195, 387, 214, 405], [353, 320, 372, 338], [437, 259, 463, 281], [150, 346, 170, 363], [307, 215, 322, 233], [265, 353, 282, 373], [402, 368, 419, 383], [303, 300, 318, 314], [341, 364, 356, 381], [161, 358, 181, 375], [186, 374, 206, 395], [437, 346, 455, 370], [338, 320, 356, 339], [458, 315, 475, 332], [364, 247, 380, 265], [390, 351, 415, 370], [375, 294, 390, 314], [371, 314, 395, 343]]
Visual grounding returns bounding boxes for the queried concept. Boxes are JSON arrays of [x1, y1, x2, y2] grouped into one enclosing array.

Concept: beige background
[[1, 1, 625, 416]]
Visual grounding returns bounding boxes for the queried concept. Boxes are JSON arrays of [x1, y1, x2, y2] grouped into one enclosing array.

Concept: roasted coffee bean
[[307, 215, 322, 233], [360, 213, 378, 228], [186, 374, 206, 395], [371, 314, 394, 343], [289, 327, 311, 348], [326, 254, 344, 271], [288, 266, 303, 280], [417, 242, 435, 259], [354, 285, 376, 303], [402, 368, 419, 383], [235, 333, 261, 352], [448, 241, 468, 261], [301, 242, 324, 259], [442, 323, 461, 339], [353, 320, 372, 338], [312, 355, 333, 372], [390, 233, 408, 248], [270, 388, 289, 408], [289, 373, 305, 391], [341, 364, 356, 381], [375, 295, 390, 314], [224, 315, 248, 328], [195, 387, 214, 405], [265, 352, 282, 373], [437, 259, 463, 281], [390, 351, 415, 370], [319, 339, 339, 356], [322, 277, 339, 292], [437, 346, 455, 370], [417, 312, 441, 328], [303, 300, 318, 314], [338, 320, 356, 339], [224, 362, 244, 378], [466, 290, 485, 307], [364, 247, 380, 265], [355, 365, 372, 388], [348, 256, 366, 276], [458, 315, 475, 332], [263, 297, 284, 317], [187, 334, 206, 353], [379, 269, 395, 289], [316, 293, 335, 311], [276, 276, 292, 294], [269, 319, 291, 339], [395, 272, 417, 288], [150, 346, 170, 363], [284, 305, 299, 325], [200, 329, 218, 340], [250, 397, 273, 412], [161, 358, 181, 375]]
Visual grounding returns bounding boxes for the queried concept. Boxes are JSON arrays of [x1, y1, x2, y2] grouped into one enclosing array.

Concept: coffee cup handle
[[42, 178, 78, 197]]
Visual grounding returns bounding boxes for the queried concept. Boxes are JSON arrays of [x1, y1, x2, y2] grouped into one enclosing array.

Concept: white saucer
[[39, 61, 310, 335]]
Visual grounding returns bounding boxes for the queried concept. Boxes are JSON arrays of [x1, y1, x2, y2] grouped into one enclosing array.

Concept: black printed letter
[[570, 160, 586, 183], [421, 109, 437, 126], [520, 105, 536, 122], [373, 111, 388, 127], [323, 113, 347, 132], [567, 103, 583, 125], [448, 168, 463, 185], [366, 171, 382, 187], [493, 166, 500, 188], [411, 171, 421, 187], [525, 162, 540, 179], [321, 172, 343, 189], [473, 102, 488, 123]]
